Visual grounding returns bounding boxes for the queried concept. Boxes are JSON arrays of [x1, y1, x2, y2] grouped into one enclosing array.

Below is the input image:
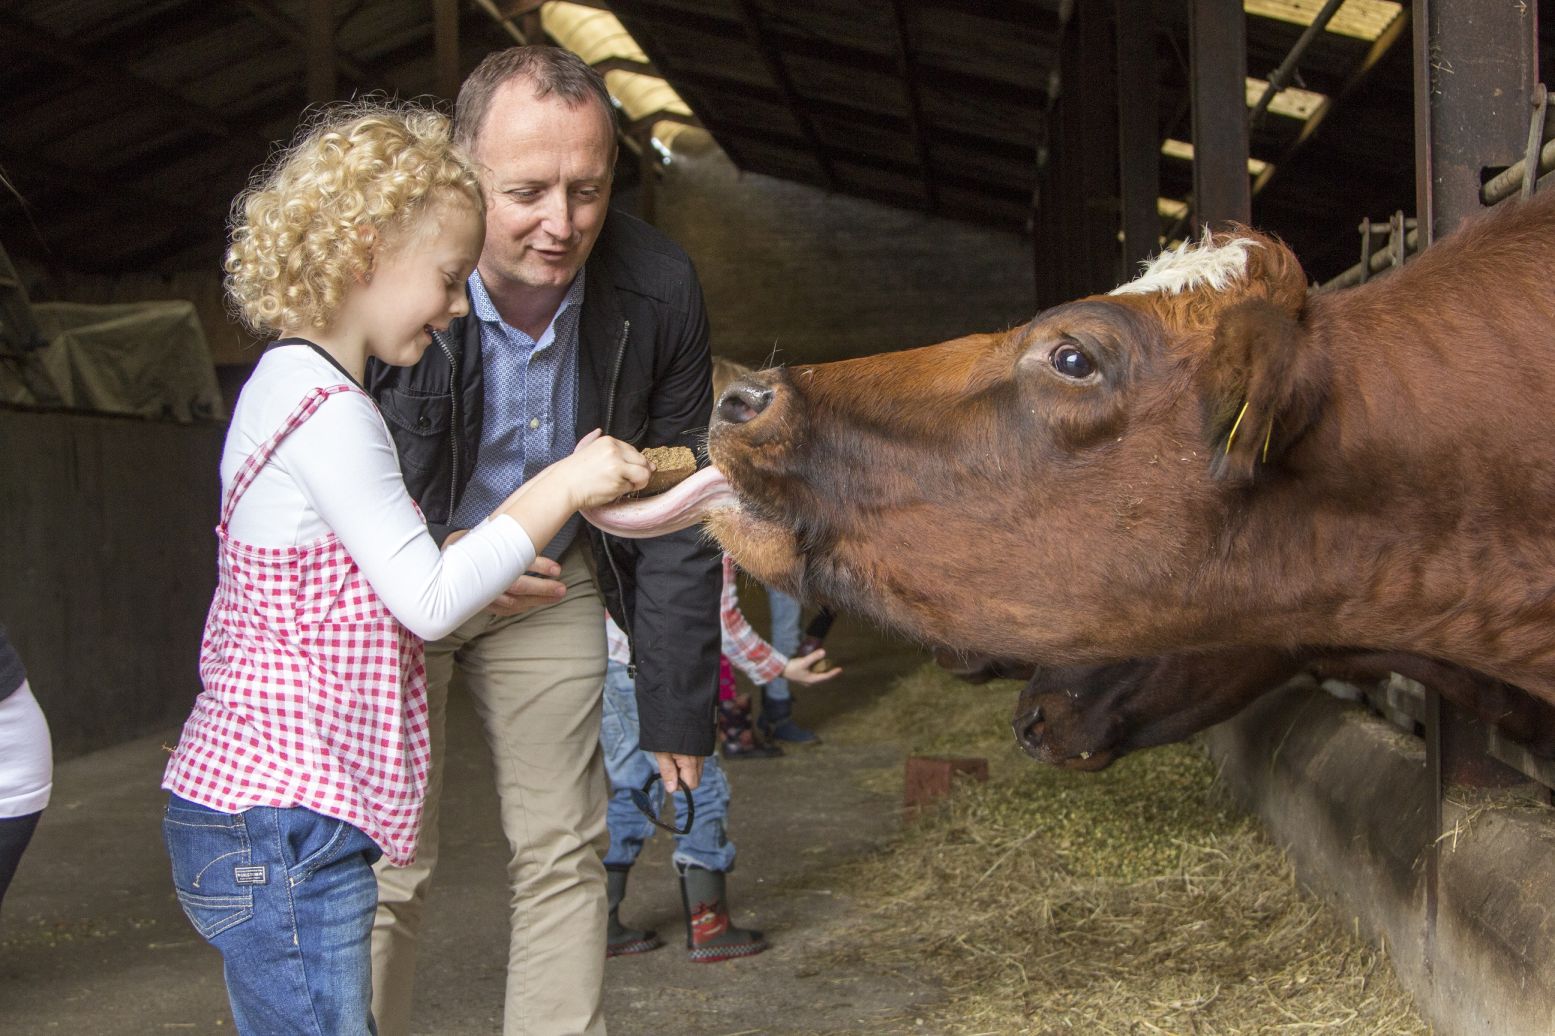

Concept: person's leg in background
[[598, 657, 663, 956], [0, 812, 41, 913], [798, 607, 836, 657], [461, 543, 610, 1036], [760, 588, 816, 743], [371, 621, 474, 1036]]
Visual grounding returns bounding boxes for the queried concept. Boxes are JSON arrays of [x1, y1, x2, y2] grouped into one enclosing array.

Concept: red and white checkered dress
[[163, 385, 430, 865]]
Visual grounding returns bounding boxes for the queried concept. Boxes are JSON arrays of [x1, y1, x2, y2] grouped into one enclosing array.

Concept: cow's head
[[1011, 649, 1304, 769], [698, 228, 1328, 661]]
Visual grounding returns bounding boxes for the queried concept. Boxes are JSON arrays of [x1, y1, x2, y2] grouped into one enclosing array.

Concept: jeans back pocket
[[163, 799, 255, 941]]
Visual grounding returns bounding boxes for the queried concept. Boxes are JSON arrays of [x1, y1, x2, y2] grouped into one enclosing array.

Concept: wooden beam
[[1187, 0, 1250, 227], [623, 110, 702, 137], [0, 148, 228, 228], [0, 10, 241, 143], [887, 0, 937, 210], [237, 0, 406, 95], [1115, 0, 1159, 266], [731, 0, 836, 189], [434, 0, 462, 101], [308, 0, 338, 105]]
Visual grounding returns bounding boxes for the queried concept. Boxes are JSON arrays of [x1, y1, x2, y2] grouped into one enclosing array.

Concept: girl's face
[[358, 197, 484, 367]]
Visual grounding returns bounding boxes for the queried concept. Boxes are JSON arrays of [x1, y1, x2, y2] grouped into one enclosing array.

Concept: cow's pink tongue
[[582, 464, 738, 538]]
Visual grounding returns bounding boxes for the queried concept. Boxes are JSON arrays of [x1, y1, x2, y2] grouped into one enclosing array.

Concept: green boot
[[678, 863, 769, 962], [606, 865, 662, 957]]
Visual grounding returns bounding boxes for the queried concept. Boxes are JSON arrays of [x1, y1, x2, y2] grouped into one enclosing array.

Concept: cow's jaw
[[704, 508, 805, 591]]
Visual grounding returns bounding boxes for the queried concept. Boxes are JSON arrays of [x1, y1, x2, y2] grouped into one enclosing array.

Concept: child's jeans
[[763, 588, 802, 703], [163, 795, 381, 1035], [600, 660, 736, 872]]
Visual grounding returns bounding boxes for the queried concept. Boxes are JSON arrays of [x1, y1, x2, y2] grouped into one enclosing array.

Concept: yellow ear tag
[[1224, 400, 1250, 454]]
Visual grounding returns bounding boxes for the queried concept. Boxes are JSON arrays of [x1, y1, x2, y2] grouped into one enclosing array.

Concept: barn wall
[[1207, 687, 1555, 1036], [0, 406, 221, 760], [624, 131, 1036, 368]]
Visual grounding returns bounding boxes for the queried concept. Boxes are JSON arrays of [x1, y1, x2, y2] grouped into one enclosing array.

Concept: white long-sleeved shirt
[[222, 345, 536, 641]]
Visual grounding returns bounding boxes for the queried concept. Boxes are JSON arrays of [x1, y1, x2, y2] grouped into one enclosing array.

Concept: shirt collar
[[468, 267, 587, 330]]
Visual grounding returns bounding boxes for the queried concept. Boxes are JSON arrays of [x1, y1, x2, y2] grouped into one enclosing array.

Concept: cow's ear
[[1199, 297, 1326, 483]]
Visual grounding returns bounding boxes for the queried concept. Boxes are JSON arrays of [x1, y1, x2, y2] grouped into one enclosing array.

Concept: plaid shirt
[[163, 385, 430, 865], [607, 555, 786, 685]]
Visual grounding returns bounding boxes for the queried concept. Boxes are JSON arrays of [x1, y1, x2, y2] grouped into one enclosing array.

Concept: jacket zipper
[[602, 320, 637, 678], [437, 331, 460, 514]]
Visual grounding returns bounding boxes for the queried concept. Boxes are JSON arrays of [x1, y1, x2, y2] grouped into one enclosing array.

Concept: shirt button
[[529, 418, 540, 430]]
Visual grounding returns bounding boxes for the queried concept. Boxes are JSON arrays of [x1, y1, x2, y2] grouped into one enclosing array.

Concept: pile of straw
[[812, 665, 1429, 1035]]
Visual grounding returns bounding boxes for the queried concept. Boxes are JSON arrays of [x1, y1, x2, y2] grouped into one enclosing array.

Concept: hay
[[811, 665, 1430, 1035]]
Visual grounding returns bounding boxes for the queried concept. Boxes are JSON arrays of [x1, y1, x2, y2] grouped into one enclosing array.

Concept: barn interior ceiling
[[1, 1, 1551, 285]]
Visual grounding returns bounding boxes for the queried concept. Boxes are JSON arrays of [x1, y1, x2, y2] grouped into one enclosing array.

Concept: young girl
[[161, 101, 649, 1035]]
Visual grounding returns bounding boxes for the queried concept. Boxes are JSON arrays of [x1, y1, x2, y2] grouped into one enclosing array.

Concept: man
[[366, 46, 720, 1036]]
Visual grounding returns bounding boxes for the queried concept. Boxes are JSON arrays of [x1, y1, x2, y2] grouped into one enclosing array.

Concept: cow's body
[[703, 191, 1555, 703]]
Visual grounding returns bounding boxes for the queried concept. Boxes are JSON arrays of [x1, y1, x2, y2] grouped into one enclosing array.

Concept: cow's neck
[[1204, 288, 1555, 701]]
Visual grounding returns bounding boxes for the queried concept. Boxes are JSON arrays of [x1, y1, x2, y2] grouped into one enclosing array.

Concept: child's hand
[[782, 649, 842, 685], [564, 430, 652, 509]]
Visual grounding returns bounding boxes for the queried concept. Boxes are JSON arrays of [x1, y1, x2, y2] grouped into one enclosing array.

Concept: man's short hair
[[454, 45, 618, 154]]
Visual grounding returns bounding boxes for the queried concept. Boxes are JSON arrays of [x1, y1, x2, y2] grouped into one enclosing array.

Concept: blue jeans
[[163, 795, 382, 1035], [764, 588, 802, 702], [0, 810, 41, 914], [599, 660, 735, 872]]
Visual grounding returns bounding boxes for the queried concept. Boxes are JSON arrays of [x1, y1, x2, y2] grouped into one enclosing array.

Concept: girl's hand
[[564, 431, 651, 509], [782, 649, 842, 685]]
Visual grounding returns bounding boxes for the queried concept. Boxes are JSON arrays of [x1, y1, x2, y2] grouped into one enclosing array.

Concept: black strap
[[272, 337, 366, 392]]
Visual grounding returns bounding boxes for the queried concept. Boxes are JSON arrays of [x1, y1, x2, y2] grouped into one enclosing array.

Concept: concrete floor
[[0, 608, 937, 1036]]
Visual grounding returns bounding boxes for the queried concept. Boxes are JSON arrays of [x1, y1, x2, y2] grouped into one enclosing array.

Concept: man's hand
[[655, 751, 705, 793], [487, 556, 566, 616]]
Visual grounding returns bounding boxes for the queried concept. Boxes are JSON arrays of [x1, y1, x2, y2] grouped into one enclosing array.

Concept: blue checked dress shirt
[[450, 268, 585, 560]]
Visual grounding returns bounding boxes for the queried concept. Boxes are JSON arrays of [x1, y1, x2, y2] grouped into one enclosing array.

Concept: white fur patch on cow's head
[[1110, 231, 1260, 297]]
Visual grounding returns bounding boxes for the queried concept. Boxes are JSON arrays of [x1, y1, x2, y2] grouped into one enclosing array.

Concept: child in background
[[600, 356, 842, 963], [160, 101, 649, 1034]]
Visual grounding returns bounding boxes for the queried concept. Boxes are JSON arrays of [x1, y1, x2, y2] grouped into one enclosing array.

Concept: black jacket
[[365, 209, 721, 755]]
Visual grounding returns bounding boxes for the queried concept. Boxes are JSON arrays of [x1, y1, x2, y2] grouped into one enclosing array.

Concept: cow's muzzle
[[717, 378, 773, 425]]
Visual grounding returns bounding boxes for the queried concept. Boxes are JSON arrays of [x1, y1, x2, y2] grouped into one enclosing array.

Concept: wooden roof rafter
[[888, 0, 937, 209], [235, 0, 413, 99], [0, 10, 247, 145], [732, 0, 837, 189]]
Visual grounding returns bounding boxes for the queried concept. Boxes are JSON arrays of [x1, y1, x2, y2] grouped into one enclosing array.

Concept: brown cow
[[602, 190, 1555, 704], [1003, 649, 1555, 770], [584, 192, 1555, 701]]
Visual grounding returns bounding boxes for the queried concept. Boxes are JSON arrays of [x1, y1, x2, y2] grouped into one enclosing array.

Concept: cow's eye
[[1051, 344, 1095, 380]]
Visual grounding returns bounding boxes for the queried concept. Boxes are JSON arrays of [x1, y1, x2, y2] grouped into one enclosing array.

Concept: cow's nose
[[717, 380, 773, 425], [1013, 705, 1045, 758]]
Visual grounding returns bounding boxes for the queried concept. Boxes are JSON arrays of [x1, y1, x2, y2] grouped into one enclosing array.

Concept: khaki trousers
[[371, 544, 610, 1036]]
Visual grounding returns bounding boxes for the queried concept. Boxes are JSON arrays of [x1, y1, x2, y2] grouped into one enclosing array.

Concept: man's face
[[470, 82, 615, 295]]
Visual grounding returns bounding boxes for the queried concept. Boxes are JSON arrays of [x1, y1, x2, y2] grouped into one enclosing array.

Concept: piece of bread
[[636, 445, 697, 496]]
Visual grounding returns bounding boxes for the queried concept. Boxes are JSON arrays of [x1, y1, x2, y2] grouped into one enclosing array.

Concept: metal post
[[1413, 0, 1536, 245], [1411, 0, 1539, 975], [1188, 0, 1250, 229]]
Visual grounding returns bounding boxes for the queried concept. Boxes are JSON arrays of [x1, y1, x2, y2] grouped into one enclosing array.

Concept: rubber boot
[[678, 864, 768, 962], [759, 689, 819, 744], [606, 865, 662, 957]]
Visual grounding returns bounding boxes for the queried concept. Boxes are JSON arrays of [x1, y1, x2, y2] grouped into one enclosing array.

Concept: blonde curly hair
[[224, 100, 484, 335]]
